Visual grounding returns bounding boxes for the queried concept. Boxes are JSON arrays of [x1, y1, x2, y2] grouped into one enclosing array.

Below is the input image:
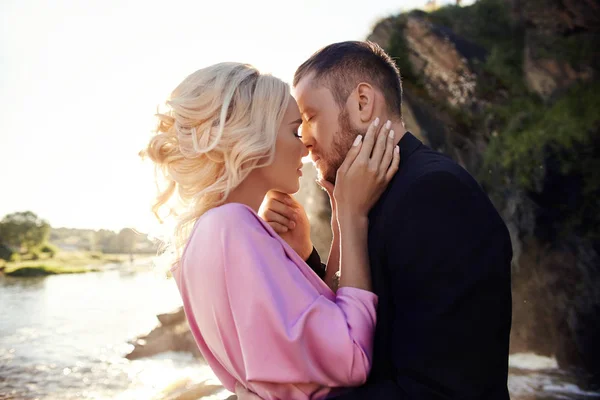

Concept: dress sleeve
[[183, 205, 377, 397]]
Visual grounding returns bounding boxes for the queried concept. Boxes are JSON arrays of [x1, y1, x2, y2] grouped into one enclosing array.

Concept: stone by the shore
[[126, 307, 202, 360]]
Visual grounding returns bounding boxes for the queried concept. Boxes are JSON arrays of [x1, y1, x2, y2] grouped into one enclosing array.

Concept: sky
[[0, 0, 473, 232]]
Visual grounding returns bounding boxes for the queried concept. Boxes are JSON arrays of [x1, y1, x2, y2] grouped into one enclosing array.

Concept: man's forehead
[[293, 74, 330, 107], [293, 71, 323, 94]]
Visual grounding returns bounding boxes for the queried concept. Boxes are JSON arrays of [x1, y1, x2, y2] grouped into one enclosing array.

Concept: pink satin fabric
[[170, 203, 377, 400]]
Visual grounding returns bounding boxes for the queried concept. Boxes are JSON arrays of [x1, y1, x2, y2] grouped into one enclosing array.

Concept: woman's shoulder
[[182, 203, 265, 266], [198, 203, 262, 233], [189, 203, 269, 249]]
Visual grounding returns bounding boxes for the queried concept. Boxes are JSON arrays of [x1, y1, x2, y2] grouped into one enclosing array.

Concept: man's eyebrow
[[289, 118, 303, 125]]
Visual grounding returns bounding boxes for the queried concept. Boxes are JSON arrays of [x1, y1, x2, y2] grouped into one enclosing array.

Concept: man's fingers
[[268, 221, 289, 234], [264, 208, 295, 229], [263, 196, 296, 219], [267, 190, 294, 206]]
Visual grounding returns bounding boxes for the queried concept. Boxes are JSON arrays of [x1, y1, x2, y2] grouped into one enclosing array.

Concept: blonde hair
[[142, 62, 290, 266]]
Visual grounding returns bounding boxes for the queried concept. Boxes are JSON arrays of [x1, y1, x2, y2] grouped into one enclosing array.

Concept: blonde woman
[[143, 62, 399, 400]]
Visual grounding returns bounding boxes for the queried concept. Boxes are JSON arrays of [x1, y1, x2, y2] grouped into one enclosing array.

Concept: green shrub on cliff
[[381, 0, 599, 241], [428, 0, 515, 50], [483, 81, 600, 239]]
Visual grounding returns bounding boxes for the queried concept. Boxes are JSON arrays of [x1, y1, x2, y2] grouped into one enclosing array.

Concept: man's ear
[[356, 82, 375, 123]]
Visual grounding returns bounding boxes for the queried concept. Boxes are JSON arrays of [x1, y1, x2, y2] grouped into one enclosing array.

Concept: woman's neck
[[224, 176, 267, 213]]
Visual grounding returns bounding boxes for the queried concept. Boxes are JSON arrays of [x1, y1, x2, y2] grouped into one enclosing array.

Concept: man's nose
[[300, 125, 314, 147], [301, 143, 309, 158]]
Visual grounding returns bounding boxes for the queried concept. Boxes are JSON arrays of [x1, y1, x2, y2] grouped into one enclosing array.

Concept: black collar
[[399, 131, 422, 161]]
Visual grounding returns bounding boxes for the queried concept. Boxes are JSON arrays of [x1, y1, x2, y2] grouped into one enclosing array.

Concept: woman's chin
[[285, 181, 301, 195]]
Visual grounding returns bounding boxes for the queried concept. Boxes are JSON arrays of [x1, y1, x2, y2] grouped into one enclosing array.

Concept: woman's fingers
[[385, 145, 401, 182], [380, 129, 395, 177], [369, 120, 392, 169], [337, 133, 363, 176], [354, 117, 380, 166]]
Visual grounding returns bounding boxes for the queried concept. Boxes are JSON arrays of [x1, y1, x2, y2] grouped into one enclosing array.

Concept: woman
[[143, 62, 399, 400]]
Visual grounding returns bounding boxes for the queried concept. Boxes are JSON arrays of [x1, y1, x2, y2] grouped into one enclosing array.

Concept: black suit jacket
[[332, 133, 513, 399]]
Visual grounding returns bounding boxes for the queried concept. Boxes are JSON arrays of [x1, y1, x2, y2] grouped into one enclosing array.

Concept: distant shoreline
[[1, 252, 155, 277]]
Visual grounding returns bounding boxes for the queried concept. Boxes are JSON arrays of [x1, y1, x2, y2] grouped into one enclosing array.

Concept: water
[[0, 262, 227, 400], [0, 262, 598, 399]]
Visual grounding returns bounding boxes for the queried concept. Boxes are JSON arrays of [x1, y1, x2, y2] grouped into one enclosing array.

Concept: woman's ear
[[356, 82, 375, 123]]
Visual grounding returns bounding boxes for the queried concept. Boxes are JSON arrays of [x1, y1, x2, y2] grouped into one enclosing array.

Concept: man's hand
[[259, 190, 313, 260], [235, 382, 262, 400]]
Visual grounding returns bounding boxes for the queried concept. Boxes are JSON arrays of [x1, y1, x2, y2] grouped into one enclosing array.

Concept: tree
[[117, 228, 137, 257], [0, 211, 50, 252]]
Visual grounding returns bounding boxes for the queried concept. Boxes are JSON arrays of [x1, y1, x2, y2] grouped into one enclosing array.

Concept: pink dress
[[170, 203, 377, 400]]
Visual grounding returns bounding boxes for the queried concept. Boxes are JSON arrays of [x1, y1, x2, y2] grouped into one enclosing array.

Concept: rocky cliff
[[367, 0, 599, 386]]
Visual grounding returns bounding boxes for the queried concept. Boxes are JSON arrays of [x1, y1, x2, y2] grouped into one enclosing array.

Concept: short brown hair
[[293, 41, 402, 118]]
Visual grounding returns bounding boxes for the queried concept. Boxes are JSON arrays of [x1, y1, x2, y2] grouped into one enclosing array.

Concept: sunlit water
[[1, 261, 598, 399]]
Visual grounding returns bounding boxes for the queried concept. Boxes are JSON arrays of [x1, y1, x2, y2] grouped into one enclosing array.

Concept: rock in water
[[126, 307, 201, 360]]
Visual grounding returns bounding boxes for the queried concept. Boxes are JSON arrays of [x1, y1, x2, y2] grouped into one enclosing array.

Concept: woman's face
[[258, 95, 308, 194]]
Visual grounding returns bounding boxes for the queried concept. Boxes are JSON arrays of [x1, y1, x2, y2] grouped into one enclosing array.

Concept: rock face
[[403, 15, 484, 109], [368, 0, 600, 384], [514, 0, 599, 100], [126, 307, 201, 360], [523, 37, 595, 100]]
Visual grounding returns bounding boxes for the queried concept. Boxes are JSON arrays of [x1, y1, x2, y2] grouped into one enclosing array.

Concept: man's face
[[293, 73, 363, 183]]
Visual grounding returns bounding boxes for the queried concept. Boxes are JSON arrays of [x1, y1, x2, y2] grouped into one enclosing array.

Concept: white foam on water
[[509, 353, 559, 370], [508, 353, 600, 399]]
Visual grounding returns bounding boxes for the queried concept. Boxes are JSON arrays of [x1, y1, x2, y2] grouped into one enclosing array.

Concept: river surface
[[1, 262, 598, 399]]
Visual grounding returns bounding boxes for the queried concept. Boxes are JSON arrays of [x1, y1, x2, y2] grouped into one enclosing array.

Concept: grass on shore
[[0, 251, 135, 277]]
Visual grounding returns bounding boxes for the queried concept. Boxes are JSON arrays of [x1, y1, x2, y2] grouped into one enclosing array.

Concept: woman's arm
[[182, 205, 377, 394], [333, 118, 398, 292]]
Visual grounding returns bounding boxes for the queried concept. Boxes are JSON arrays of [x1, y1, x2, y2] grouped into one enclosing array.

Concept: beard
[[320, 108, 365, 184]]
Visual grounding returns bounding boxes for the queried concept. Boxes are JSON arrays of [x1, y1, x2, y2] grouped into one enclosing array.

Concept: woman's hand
[[333, 118, 400, 221], [259, 191, 313, 260]]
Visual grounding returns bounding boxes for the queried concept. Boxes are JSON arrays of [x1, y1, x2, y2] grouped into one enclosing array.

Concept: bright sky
[[0, 0, 471, 232]]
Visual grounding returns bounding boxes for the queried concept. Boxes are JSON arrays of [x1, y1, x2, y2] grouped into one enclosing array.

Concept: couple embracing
[[143, 41, 513, 400]]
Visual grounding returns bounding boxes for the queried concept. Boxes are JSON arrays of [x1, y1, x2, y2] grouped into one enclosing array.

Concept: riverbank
[[0, 251, 151, 277]]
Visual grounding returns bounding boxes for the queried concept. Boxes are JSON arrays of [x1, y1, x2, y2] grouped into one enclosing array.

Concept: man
[[241, 41, 513, 399]]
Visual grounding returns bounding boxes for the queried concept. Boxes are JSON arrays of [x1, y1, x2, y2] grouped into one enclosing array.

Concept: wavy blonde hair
[[142, 62, 290, 266]]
